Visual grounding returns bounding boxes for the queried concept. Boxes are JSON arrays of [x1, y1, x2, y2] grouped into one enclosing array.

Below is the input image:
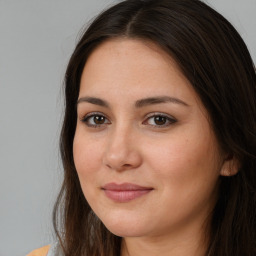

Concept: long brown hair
[[53, 0, 256, 255]]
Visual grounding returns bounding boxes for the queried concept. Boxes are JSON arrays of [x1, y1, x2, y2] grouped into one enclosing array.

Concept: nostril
[[123, 164, 132, 167], [102, 142, 142, 171]]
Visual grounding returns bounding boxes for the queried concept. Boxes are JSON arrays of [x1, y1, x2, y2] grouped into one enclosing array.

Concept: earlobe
[[219, 154, 240, 177]]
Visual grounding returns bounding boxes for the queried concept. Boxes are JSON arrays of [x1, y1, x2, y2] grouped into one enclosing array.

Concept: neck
[[120, 223, 209, 256]]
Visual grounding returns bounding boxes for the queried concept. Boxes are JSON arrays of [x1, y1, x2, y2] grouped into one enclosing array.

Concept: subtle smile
[[102, 183, 153, 203]]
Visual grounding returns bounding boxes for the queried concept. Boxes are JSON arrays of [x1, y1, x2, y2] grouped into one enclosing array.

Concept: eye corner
[[143, 112, 177, 128], [79, 112, 111, 128]]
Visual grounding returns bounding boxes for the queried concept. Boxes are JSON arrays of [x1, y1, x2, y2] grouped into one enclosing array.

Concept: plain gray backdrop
[[0, 1, 255, 255]]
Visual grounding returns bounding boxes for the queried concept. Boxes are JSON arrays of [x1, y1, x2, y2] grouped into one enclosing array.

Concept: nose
[[102, 126, 142, 171]]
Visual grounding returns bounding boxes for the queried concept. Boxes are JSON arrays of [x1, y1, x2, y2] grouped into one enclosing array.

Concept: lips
[[102, 183, 153, 203]]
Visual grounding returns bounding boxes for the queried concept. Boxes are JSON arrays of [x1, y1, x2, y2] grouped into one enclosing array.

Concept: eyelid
[[79, 111, 177, 128], [143, 112, 177, 127], [80, 111, 111, 127], [80, 111, 108, 120]]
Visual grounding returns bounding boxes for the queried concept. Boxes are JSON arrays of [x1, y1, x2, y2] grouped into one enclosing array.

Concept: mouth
[[101, 183, 153, 203]]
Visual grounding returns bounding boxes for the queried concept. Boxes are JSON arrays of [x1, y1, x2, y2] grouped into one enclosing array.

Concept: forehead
[[79, 38, 198, 105], [82, 38, 182, 78]]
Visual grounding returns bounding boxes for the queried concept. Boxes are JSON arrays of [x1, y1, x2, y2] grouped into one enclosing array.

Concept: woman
[[28, 0, 256, 255]]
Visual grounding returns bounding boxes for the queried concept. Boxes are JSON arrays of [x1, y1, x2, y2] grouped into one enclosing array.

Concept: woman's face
[[73, 38, 227, 239]]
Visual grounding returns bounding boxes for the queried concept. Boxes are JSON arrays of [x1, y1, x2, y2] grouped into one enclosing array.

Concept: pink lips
[[102, 183, 153, 203]]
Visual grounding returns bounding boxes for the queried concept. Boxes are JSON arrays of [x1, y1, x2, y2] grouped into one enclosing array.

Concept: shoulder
[[27, 242, 63, 256], [26, 245, 50, 256]]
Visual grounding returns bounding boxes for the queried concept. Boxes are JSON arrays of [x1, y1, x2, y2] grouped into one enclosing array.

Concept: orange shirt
[[26, 245, 50, 256]]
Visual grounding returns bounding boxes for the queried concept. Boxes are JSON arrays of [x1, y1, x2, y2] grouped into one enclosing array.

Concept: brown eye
[[154, 116, 167, 125], [94, 115, 106, 124], [143, 113, 177, 128], [82, 113, 110, 127]]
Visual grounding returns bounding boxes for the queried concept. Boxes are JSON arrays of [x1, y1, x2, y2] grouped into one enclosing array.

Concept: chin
[[106, 225, 147, 238], [100, 215, 152, 237]]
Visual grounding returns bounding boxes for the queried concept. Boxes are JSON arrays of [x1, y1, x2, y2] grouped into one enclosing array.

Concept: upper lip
[[102, 182, 153, 191]]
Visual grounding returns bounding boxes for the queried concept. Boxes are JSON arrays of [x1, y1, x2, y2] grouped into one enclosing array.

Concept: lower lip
[[103, 189, 152, 203]]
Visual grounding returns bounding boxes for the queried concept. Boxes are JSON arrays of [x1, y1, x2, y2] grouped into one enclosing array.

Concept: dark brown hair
[[53, 0, 256, 255]]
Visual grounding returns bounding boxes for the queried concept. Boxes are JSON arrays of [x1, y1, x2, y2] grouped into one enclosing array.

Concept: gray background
[[0, 1, 255, 255]]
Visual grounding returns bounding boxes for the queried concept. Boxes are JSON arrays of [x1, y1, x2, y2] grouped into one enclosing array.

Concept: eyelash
[[143, 113, 177, 128], [80, 112, 177, 128], [80, 112, 110, 128]]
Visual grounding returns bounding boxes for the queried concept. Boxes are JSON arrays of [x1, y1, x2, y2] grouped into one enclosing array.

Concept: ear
[[219, 154, 240, 177]]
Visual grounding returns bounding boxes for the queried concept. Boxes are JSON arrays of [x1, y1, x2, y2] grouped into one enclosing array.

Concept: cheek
[[143, 133, 220, 224], [144, 126, 220, 194], [73, 131, 103, 183]]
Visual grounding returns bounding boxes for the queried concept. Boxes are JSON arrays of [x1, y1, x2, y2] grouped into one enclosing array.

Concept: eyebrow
[[77, 96, 109, 107], [135, 96, 189, 108], [77, 96, 189, 108]]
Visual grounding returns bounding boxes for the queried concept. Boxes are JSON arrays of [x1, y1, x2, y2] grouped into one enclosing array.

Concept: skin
[[73, 38, 235, 256]]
